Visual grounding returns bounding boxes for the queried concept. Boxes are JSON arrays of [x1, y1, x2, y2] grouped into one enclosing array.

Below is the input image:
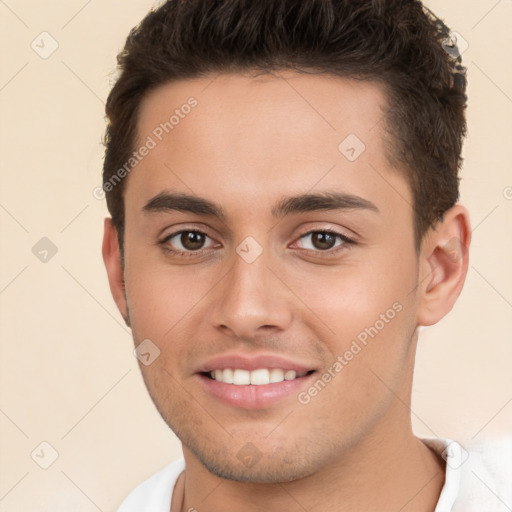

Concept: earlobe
[[416, 204, 471, 327], [102, 218, 130, 327]]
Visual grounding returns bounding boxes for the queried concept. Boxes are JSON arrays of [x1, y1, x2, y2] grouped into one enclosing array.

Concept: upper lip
[[196, 353, 315, 373]]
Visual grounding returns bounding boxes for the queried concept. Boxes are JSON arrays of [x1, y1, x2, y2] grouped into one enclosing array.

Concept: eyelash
[[158, 228, 355, 258], [293, 228, 354, 252], [158, 230, 219, 259]]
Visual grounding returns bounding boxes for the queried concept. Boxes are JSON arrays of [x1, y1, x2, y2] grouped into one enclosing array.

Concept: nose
[[210, 248, 294, 340]]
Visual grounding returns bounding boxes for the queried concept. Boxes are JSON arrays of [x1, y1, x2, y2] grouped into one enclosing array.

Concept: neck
[[176, 415, 445, 512]]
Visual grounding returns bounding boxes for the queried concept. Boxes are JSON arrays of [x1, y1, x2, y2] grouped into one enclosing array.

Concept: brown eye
[[311, 232, 337, 250], [163, 230, 215, 252], [181, 231, 206, 250], [296, 230, 351, 252]]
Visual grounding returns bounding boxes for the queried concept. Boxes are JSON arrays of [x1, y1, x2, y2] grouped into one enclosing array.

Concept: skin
[[103, 71, 471, 512]]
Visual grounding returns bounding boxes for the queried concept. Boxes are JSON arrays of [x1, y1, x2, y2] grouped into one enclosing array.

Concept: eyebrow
[[272, 191, 379, 217], [142, 191, 379, 219]]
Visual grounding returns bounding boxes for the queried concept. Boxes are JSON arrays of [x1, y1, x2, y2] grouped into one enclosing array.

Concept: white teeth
[[250, 368, 270, 385], [284, 370, 297, 380], [222, 368, 234, 384], [210, 368, 307, 385], [269, 368, 284, 383], [233, 369, 251, 385]]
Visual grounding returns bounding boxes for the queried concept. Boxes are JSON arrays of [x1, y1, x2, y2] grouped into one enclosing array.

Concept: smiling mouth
[[202, 368, 316, 385]]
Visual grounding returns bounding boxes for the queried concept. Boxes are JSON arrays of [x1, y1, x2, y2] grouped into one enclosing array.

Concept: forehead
[[136, 71, 389, 155], [126, 71, 408, 217]]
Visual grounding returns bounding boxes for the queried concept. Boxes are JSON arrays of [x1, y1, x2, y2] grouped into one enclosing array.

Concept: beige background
[[0, 0, 511, 510]]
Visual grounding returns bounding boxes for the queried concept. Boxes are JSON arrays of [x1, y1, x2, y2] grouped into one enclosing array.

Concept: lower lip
[[197, 373, 316, 409]]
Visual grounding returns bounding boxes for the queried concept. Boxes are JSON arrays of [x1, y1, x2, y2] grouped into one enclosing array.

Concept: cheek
[[284, 247, 419, 397], [123, 259, 219, 350], [284, 251, 417, 341]]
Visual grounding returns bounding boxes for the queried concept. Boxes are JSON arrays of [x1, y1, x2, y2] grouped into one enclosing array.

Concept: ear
[[102, 218, 130, 327], [416, 204, 471, 326]]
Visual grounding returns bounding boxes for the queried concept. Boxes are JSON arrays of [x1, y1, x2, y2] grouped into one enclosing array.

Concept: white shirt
[[117, 437, 512, 512]]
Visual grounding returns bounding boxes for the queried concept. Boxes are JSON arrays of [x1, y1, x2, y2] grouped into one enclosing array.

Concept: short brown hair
[[103, 0, 467, 253]]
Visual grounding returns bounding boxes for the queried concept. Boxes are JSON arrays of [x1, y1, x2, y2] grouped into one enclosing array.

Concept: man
[[101, 0, 511, 510]]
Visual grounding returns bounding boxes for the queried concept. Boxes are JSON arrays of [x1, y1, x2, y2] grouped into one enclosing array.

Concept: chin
[[181, 429, 340, 484], [192, 447, 319, 483]]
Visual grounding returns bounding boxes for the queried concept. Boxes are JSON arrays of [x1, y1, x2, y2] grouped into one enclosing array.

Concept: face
[[115, 71, 424, 482]]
